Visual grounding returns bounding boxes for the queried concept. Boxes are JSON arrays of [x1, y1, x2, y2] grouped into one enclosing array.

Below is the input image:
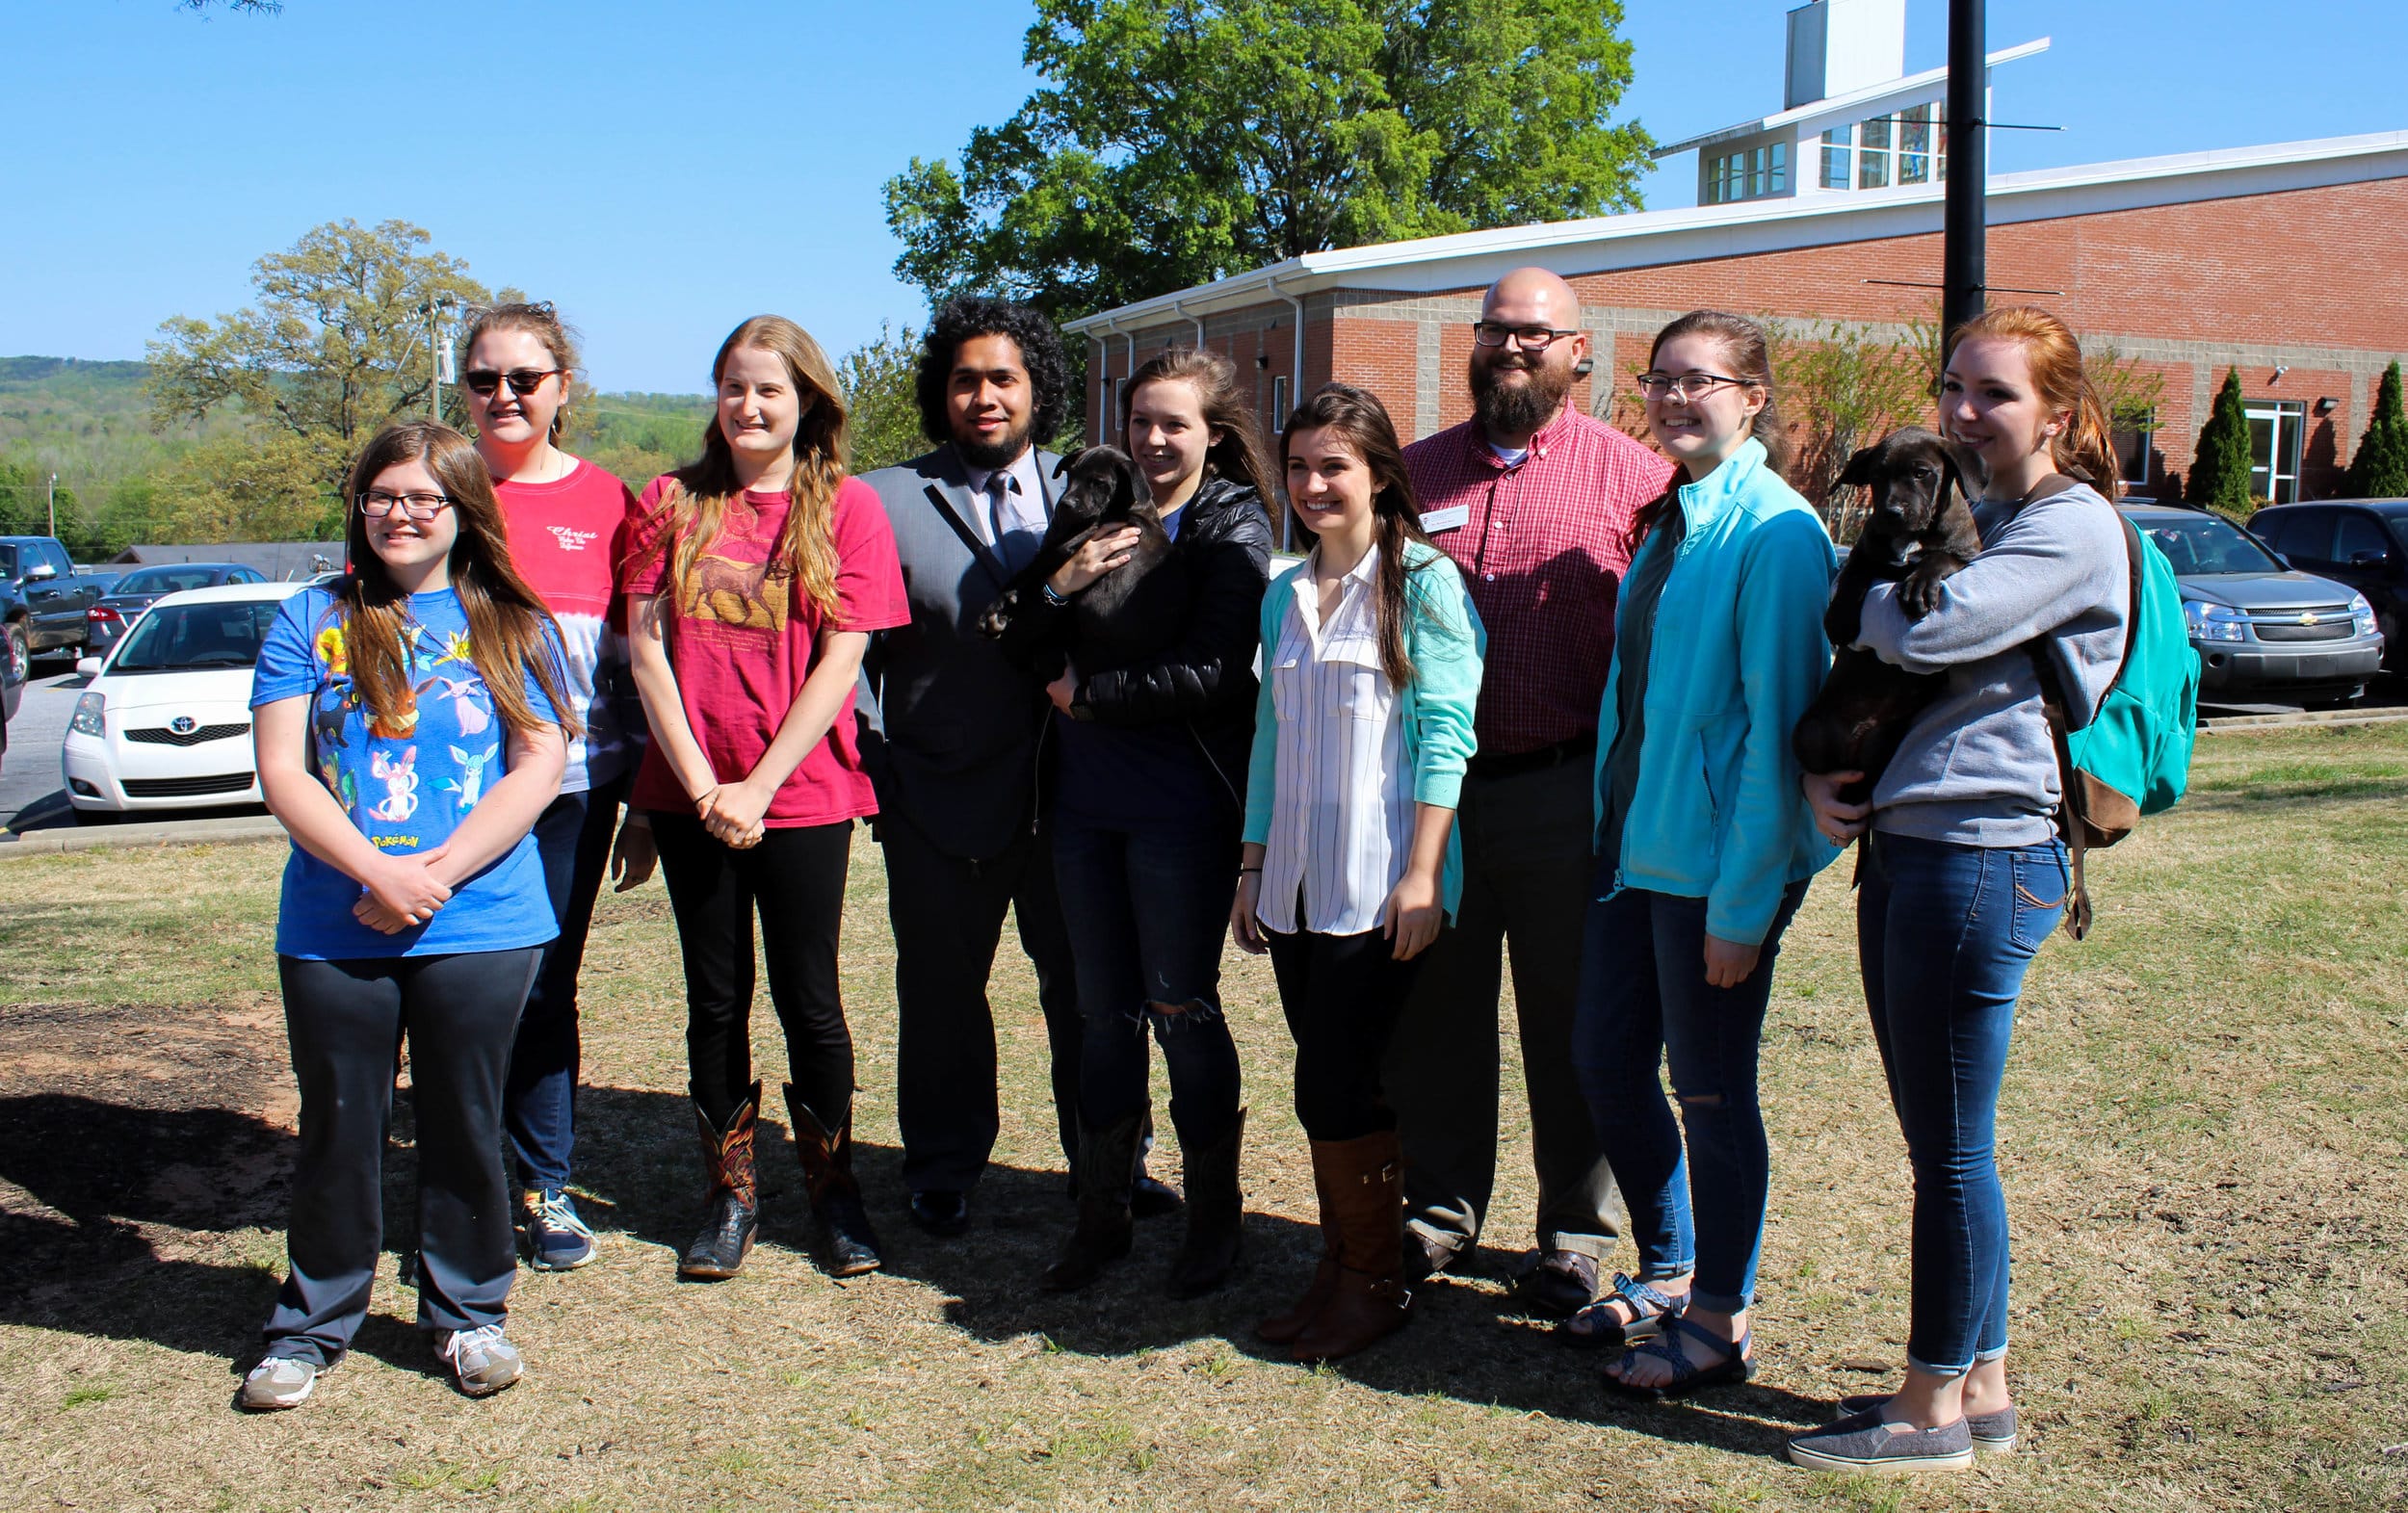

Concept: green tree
[[155, 432, 342, 543], [1767, 317, 1934, 535], [884, 0, 1651, 319], [839, 324, 928, 475], [147, 219, 490, 495], [2190, 366, 2255, 519], [0, 457, 79, 540], [2343, 359, 2408, 498]]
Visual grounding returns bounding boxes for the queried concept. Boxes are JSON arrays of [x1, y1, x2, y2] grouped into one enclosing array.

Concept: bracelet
[[693, 784, 720, 811], [1238, 866, 1262, 875], [1040, 580, 1070, 607]]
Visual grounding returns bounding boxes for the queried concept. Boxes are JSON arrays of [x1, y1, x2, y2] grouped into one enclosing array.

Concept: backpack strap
[[2020, 484, 2143, 943]]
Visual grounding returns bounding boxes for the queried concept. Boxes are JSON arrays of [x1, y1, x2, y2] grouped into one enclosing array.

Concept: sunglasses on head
[[462, 368, 563, 398]]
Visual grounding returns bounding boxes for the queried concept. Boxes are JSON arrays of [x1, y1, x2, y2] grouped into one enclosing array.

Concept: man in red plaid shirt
[[1388, 267, 1677, 1313]]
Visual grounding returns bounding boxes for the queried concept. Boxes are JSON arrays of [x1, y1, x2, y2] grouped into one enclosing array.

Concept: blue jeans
[[1572, 873, 1810, 1314], [1050, 814, 1243, 1148], [503, 778, 625, 1191], [1858, 829, 2068, 1376]]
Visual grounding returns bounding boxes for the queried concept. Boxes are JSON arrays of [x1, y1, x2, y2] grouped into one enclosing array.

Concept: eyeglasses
[[462, 367, 563, 398], [355, 490, 455, 521], [1634, 370, 1753, 403], [1471, 322, 1580, 351]]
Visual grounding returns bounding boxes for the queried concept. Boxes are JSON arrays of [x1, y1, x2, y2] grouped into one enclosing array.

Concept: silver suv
[[2123, 506, 2383, 705]]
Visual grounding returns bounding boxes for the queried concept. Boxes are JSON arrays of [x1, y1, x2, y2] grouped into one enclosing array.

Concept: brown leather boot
[[1290, 1130, 1412, 1363], [1256, 1140, 1338, 1343], [1165, 1108, 1245, 1300], [787, 1086, 882, 1277], [678, 1082, 760, 1280], [1041, 1111, 1144, 1292]]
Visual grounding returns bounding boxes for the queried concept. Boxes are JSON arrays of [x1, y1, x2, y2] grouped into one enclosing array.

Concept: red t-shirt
[[495, 458, 641, 793], [623, 475, 907, 827]]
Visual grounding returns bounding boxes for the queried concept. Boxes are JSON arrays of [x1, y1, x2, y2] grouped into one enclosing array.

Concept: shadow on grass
[[0, 1083, 1824, 1453]]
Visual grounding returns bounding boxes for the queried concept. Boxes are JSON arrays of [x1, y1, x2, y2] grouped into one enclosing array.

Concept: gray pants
[[1382, 756, 1626, 1264]]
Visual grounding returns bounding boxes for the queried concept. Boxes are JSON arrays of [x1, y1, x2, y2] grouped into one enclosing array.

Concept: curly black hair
[[915, 296, 1072, 449]]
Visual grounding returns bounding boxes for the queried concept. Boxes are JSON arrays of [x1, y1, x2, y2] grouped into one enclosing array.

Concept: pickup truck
[[0, 535, 106, 662]]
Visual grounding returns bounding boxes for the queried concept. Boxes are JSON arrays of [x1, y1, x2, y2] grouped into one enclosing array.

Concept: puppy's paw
[[1898, 556, 1963, 619], [977, 592, 1018, 639]]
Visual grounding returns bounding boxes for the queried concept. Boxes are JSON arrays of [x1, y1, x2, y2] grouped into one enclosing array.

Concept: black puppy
[[976, 444, 1186, 670], [1793, 427, 1986, 804]]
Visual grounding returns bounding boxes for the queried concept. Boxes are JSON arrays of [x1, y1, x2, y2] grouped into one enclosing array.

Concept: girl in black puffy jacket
[[994, 347, 1273, 1300]]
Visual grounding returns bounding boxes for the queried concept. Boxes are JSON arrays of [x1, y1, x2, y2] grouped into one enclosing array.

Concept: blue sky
[[2, 0, 2401, 393]]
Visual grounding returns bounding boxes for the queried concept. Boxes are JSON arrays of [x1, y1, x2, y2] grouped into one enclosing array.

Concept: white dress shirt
[[1256, 544, 1414, 937], [961, 448, 1052, 552]]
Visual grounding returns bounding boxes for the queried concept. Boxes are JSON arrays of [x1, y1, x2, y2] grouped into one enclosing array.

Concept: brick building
[[1067, 2, 2407, 505]]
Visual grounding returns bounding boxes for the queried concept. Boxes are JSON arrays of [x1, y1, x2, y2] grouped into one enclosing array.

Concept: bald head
[[1482, 267, 1582, 328]]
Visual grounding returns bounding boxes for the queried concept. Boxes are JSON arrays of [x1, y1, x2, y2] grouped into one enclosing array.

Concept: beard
[[1470, 352, 1575, 436], [954, 413, 1037, 471]]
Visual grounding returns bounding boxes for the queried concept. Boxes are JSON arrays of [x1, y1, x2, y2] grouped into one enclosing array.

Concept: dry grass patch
[[1, 725, 2404, 1510]]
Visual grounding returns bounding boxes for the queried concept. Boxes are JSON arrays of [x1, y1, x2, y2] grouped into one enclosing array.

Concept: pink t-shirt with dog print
[[623, 475, 907, 827]]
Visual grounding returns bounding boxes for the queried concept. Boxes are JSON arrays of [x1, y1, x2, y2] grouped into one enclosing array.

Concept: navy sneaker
[[519, 1187, 596, 1271]]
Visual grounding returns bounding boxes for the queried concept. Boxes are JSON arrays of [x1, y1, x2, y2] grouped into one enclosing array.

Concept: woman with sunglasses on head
[[457, 301, 650, 1276], [626, 315, 908, 1282], [1231, 383, 1483, 1362], [1558, 312, 1839, 1402], [1789, 307, 2130, 1475], [988, 347, 1273, 1299], [241, 421, 575, 1410]]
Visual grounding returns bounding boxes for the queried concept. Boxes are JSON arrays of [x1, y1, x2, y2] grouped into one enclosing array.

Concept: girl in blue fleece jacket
[[1562, 312, 1841, 1398]]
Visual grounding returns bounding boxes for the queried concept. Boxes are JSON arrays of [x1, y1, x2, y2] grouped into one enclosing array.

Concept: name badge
[[1420, 504, 1470, 534]]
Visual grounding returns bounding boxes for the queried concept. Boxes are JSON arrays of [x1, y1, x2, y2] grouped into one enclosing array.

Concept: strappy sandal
[[1600, 1316, 1753, 1401], [1557, 1272, 1685, 1350]]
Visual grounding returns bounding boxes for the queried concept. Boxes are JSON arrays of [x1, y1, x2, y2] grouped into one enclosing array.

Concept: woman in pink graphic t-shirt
[[458, 300, 651, 1277], [624, 314, 907, 1287]]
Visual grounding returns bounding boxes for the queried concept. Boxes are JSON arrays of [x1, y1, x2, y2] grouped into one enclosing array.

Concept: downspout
[[1173, 296, 1206, 348], [1093, 316, 1121, 443], [1270, 273, 1308, 552]]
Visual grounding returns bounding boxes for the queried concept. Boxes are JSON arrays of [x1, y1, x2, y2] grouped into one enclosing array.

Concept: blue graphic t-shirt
[[251, 586, 563, 961]]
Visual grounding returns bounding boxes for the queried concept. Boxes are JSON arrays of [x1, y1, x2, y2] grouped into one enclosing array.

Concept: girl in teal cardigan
[[1563, 312, 1840, 1398], [1229, 383, 1483, 1364]]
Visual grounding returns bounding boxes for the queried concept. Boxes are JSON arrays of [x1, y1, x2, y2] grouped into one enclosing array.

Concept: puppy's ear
[[1838, 445, 1884, 487], [1941, 439, 1988, 504], [1053, 453, 1075, 479]]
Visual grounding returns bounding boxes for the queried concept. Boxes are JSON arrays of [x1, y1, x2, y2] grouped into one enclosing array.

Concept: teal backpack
[[2028, 488, 2202, 939]]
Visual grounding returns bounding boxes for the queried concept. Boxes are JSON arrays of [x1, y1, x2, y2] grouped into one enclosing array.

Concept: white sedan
[[63, 580, 305, 814]]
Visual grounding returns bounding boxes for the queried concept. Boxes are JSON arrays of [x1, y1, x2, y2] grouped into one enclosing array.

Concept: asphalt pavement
[[0, 654, 274, 838]]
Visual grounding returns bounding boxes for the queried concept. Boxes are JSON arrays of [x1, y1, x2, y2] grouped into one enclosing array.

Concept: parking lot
[[0, 655, 275, 842]]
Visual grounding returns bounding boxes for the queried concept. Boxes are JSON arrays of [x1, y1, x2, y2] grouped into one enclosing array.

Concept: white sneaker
[[433, 1323, 523, 1397], [238, 1355, 322, 1411]]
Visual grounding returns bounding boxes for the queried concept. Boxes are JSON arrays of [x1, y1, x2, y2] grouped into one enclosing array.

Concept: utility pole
[[423, 296, 456, 420], [1942, 0, 1987, 349], [47, 474, 56, 537]]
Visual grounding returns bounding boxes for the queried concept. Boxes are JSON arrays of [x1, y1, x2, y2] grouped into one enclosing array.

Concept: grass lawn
[[1, 723, 2403, 1511]]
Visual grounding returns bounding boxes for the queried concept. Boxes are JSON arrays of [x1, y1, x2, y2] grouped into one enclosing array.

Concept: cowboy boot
[[1256, 1138, 1337, 1343], [1132, 1107, 1184, 1220], [1290, 1130, 1412, 1363], [1165, 1108, 1245, 1300], [678, 1082, 760, 1280], [1041, 1110, 1145, 1292], [786, 1085, 882, 1277]]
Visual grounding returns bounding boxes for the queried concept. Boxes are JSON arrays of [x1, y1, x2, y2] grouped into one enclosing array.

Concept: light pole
[[47, 473, 56, 538], [423, 295, 457, 419], [1942, 0, 1987, 347]]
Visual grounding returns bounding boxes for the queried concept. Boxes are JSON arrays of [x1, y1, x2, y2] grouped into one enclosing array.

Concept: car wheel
[[3, 621, 27, 690]]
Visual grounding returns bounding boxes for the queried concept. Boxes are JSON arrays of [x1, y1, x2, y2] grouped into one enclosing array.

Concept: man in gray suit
[[857, 297, 1170, 1236]]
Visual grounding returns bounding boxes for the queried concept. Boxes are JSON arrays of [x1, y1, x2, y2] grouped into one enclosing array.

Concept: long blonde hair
[[1950, 306, 2122, 500], [335, 422, 578, 739], [641, 315, 850, 620]]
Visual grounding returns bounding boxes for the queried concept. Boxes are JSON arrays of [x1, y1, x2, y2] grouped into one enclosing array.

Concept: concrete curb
[[0, 819, 287, 857], [2198, 706, 2408, 735]]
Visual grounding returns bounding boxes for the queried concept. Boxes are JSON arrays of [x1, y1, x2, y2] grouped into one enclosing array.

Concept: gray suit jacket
[[857, 442, 1060, 860]]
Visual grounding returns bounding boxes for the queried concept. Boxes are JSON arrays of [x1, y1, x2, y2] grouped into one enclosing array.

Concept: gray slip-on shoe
[[1788, 1408, 1975, 1474], [1837, 1394, 2017, 1454]]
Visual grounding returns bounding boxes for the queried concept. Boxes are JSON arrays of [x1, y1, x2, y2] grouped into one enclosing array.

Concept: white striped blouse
[[1256, 545, 1416, 937]]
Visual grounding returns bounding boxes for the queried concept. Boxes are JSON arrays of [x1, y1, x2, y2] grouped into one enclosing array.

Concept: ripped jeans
[[1571, 874, 1811, 1316], [1051, 815, 1243, 1149]]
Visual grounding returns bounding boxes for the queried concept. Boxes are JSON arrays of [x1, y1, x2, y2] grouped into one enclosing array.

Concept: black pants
[[263, 948, 541, 1368], [653, 814, 855, 1130], [1266, 926, 1427, 1143], [503, 776, 626, 1191], [880, 804, 1084, 1193]]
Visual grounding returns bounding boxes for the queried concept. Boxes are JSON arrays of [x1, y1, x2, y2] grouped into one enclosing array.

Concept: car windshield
[[110, 602, 281, 674], [2133, 514, 2283, 575], [118, 566, 224, 595]]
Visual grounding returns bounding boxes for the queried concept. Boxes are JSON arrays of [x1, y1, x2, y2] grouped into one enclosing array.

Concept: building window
[[1705, 140, 1790, 205], [1819, 104, 1947, 192], [2247, 400, 2306, 505], [1269, 376, 1289, 433], [2113, 406, 2158, 492]]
